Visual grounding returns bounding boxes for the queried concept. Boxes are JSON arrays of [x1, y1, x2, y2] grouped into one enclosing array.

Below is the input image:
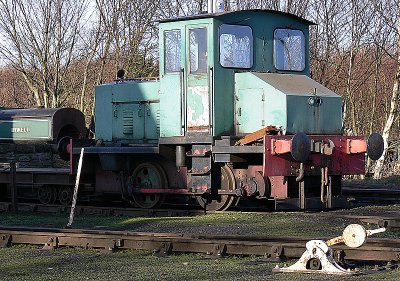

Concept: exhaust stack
[[208, 0, 225, 13]]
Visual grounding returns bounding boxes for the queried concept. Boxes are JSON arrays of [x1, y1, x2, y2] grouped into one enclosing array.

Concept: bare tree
[[160, 0, 206, 17], [309, 0, 349, 89], [342, 0, 376, 136], [76, 10, 104, 114], [0, 0, 89, 108], [370, 0, 400, 178], [96, 0, 159, 78], [0, 68, 32, 107]]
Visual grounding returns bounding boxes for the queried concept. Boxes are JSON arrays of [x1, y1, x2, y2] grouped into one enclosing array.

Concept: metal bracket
[[0, 234, 11, 247], [153, 242, 173, 257], [210, 243, 227, 258], [43, 236, 59, 250], [322, 140, 335, 155], [105, 239, 124, 252], [265, 245, 285, 261], [186, 150, 211, 157], [310, 139, 335, 155]]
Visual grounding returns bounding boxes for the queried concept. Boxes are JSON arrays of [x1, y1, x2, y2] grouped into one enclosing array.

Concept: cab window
[[164, 30, 181, 73], [189, 27, 208, 74], [219, 24, 253, 68], [274, 29, 305, 71]]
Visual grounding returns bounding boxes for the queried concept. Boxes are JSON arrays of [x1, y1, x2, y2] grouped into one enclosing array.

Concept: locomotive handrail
[[208, 66, 213, 132], [114, 76, 159, 82], [73, 146, 159, 154], [180, 68, 185, 134]]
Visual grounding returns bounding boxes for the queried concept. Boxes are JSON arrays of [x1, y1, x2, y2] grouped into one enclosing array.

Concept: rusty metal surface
[[236, 126, 279, 146], [158, 136, 214, 145], [264, 135, 366, 176], [0, 226, 398, 261]]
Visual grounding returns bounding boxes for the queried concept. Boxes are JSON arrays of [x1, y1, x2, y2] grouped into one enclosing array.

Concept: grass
[[0, 204, 400, 280], [0, 211, 360, 237], [0, 245, 400, 281], [1, 207, 399, 238]]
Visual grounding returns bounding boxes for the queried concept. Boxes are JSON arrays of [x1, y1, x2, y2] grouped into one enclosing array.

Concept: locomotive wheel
[[130, 162, 167, 209], [58, 186, 73, 206], [38, 185, 56, 205], [196, 165, 235, 211], [0, 183, 7, 201]]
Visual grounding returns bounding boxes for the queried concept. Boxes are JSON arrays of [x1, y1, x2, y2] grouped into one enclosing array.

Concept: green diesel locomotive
[[83, 9, 383, 210]]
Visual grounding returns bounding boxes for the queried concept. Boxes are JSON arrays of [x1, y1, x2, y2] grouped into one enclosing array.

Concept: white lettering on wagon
[[11, 127, 30, 133]]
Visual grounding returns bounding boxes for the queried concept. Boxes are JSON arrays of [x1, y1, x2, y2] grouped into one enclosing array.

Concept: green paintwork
[[0, 119, 51, 141], [159, 74, 183, 137], [158, 10, 312, 138], [0, 108, 86, 143], [212, 11, 311, 137], [96, 10, 329, 144], [159, 18, 214, 137], [234, 72, 342, 134], [235, 88, 265, 133], [95, 80, 160, 143], [185, 25, 210, 133]]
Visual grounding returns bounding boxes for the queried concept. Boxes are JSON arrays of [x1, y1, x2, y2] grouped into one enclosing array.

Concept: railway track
[[342, 185, 400, 203], [0, 226, 398, 262], [0, 201, 211, 217]]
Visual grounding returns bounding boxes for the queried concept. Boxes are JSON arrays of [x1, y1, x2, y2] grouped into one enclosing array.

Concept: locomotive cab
[[159, 10, 315, 138]]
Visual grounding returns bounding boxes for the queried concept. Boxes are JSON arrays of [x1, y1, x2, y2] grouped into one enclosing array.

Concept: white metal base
[[273, 240, 354, 275]]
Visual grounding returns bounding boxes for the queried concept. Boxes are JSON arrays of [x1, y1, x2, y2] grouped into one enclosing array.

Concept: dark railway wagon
[[0, 108, 86, 143], [0, 167, 94, 205], [0, 108, 87, 204]]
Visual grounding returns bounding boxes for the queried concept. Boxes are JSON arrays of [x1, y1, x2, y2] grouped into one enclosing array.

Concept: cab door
[[185, 25, 211, 134], [160, 29, 184, 137]]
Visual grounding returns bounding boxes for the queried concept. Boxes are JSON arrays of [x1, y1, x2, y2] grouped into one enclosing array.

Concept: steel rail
[[0, 202, 212, 217], [0, 226, 398, 262], [342, 185, 400, 202]]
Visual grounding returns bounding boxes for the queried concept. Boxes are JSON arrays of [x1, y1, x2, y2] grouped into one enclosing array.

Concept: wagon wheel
[[58, 186, 73, 206], [196, 165, 236, 211], [130, 162, 167, 209], [38, 185, 56, 205]]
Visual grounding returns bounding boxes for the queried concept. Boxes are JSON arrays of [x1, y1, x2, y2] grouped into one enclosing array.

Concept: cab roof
[[159, 9, 315, 25]]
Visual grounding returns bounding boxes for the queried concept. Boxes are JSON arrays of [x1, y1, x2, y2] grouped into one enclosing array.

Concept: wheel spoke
[[58, 187, 73, 206], [38, 186, 55, 205], [130, 162, 167, 209]]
